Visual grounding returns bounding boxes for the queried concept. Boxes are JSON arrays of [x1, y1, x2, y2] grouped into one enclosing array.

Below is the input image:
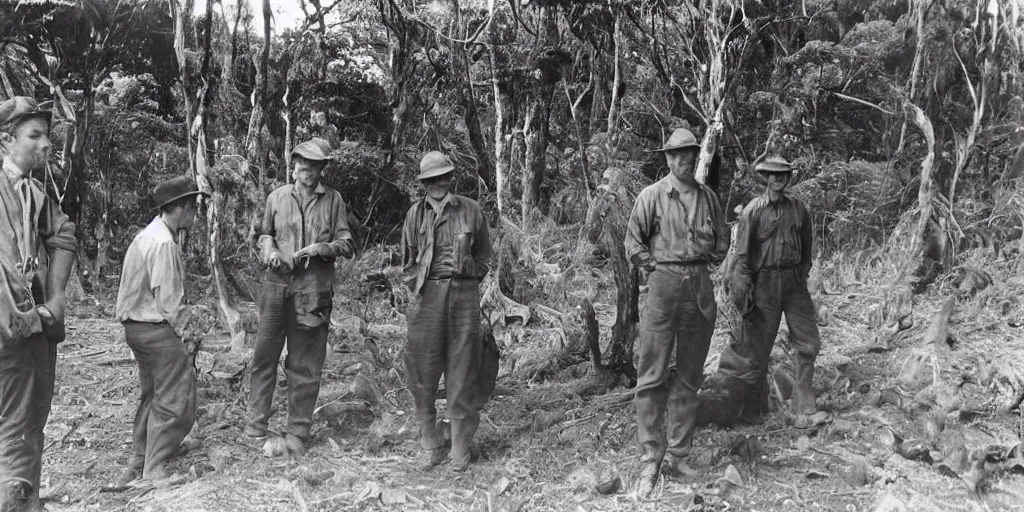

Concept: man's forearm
[[46, 249, 75, 300]]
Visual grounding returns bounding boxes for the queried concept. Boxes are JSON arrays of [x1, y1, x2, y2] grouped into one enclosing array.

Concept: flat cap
[[291, 137, 332, 162], [755, 156, 795, 173], [417, 151, 455, 180], [648, 128, 700, 153], [0, 96, 52, 132], [153, 175, 210, 210]]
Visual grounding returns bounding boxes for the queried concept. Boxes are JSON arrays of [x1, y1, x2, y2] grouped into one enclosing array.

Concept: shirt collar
[[152, 216, 176, 238], [2, 157, 27, 183], [425, 192, 455, 213], [289, 183, 328, 198], [657, 176, 701, 198]]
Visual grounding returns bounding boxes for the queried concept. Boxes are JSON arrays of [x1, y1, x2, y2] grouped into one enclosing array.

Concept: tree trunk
[[490, 45, 512, 216], [449, 0, 494, 194], [521, 6, 558, 223], [905, 101, 941, 286]]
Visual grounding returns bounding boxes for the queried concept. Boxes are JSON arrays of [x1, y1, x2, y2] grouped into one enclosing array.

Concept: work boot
[[419, 447, 447, 470], [0, 481, 32, 512], [739, 375, 770, 424], [635, 462, 660, 497], [662, 454, 698, 480], [114, 468, 143, 489], [450, 446, 481, 473], [243, 424, 267, 438]]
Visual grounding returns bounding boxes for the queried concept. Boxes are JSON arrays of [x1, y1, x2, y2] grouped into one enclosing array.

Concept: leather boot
[[0, 481, 32, 512]]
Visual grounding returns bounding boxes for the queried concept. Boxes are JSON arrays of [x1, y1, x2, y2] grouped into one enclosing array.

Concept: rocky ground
[[35, 248, 1024, 512]]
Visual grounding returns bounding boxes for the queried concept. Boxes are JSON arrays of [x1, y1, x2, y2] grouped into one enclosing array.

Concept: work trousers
[[0, 334, 55, 506], [124, 322, 197, 478], [405, 278, 489, 464], [635, 265, 716, 465], [247, 281, 329, 439], [718, 267, 820, 415]]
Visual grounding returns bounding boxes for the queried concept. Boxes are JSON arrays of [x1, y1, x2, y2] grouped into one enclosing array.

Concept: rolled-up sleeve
[[149, 242, 186, 334], [40, 194, 77, 253], [328, 191, 354, 258], [401, 204, 421, 270], [625, 190, 655, 267], [472, 204, 492, 279]]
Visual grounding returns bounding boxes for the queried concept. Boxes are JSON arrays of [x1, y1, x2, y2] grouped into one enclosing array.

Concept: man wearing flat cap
[[698, 156, 821, 428], [0, 96, 77, 511], [114, 176, 209, 485], [245, 137, 354, 454], [401, 151, 494, 472], [625, 128, 729, 496]]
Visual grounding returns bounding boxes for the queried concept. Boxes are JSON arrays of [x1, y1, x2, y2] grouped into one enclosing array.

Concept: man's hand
[[38, 292, 65, 327], [293, 243, 334, 268], [265, 249, 293, 272]]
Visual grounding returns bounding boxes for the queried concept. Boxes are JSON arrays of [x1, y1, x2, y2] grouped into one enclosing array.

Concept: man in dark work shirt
[[699, 156, 822, 429]]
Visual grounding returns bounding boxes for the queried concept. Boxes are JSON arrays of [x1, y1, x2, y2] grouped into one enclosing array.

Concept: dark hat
[[153, 175, 210, 210], [648, 128, 700, 153], [291, 137, 332, 162], [755, 156, 795, 174], [417, 151, 455, 180], [0, 96, 52, 132]]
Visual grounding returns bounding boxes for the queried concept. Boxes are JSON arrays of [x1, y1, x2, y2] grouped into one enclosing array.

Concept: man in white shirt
[[114, 176, 208, 485]]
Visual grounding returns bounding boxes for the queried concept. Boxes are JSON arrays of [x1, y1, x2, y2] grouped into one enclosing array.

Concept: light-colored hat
[[755, 156, 795, 173], [291, 137, 332, 162], [417, 151, 455, 180], [0, 96, 52, 132], [648, 128, 700, 153]]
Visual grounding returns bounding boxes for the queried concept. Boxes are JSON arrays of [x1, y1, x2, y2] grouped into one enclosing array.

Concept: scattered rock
[[531, 410, 567, 432], [490, 475, 512, 496], [565, 468, 596, 492], [716, 464, 743, 497], [318, 401, 375, 433], [263, 437, 288, 458], [843, 459, 879, 487], [332, 315, 365, 346], [873, 493, 908, 512], [594, 465, 621, 495], [381, 488, 408, 505], [349, 373, 381, 406], [729, 436, 764, 464], [795, 435, 811, 452], [896, 348, 935, 393], [804, 469, 830, 480]]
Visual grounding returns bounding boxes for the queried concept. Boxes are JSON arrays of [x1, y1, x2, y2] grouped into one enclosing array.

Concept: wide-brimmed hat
[[648, 128, 700, 153], [291, 137, 332, 162], [153, 175, 210, 210], [0, 96, 52, 132], [755, 156, 795, 174], [417, 151, 455, 180]]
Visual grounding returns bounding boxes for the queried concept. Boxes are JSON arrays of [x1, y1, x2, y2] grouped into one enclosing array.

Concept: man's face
[[422, 175, 453, 200], [666, 149, 697, 183], [178, 198, 199, 229], [765, 172, 791, 192], [293, 157, 324, 188], [2, 116, 51, 174]]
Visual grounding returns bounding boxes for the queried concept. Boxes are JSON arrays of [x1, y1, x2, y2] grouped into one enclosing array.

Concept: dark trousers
[[0, 334, 55, 504], [717, 268, 821, 414], [635, 265, 716, 465], [247, 281, 329, 439], [124, 322, 197, 478], [405, 279, 487, 463]]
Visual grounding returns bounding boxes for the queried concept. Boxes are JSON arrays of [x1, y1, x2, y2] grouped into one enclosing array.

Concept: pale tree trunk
[[582, 10, 635, 385], [490, 45, 512, 216], [896, 0, 927, 154], [905, 101, 940, 282]]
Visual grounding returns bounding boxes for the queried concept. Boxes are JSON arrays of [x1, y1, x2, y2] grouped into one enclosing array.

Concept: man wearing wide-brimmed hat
[[698, 156, 822, 429], [401, 150, 495, 472], [245, 137, 354, 455], [625, 128, 729, 496], [114, 175, 209, 486], [0, 96, 77, 511]]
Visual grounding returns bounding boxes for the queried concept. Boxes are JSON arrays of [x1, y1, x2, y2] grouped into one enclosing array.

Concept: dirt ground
[[35, 255, 1024, 512]]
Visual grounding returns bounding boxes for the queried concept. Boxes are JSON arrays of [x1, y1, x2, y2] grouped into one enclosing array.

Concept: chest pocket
[[312, 197, 334, 243]]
